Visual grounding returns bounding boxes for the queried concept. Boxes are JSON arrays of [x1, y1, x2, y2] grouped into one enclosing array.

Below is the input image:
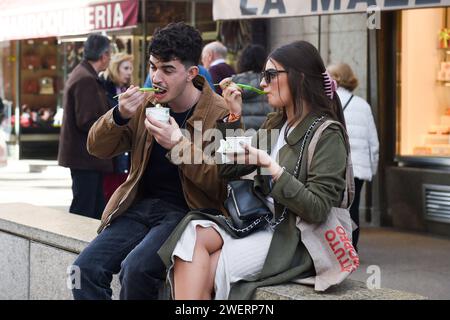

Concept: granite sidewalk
[[350, 227, 450, 299]]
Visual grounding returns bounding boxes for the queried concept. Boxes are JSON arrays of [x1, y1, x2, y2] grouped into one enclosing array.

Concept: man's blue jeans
[[72, 198, 187, 300]]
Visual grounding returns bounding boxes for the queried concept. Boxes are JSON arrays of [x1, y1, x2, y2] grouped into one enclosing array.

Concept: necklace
[[169, 89, 200, 128], [179, 90, 201, 128], [173, 105, 195, 129]]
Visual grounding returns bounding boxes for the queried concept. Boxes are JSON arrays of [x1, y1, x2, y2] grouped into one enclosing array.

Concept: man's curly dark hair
[[148, 22, 203, 67]]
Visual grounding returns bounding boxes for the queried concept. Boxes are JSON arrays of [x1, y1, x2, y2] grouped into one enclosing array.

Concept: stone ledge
[[255, 280, 427, 300], [0, 203, 97, 253], [0, 203, 428, 300], [0, 202, 122, 300]]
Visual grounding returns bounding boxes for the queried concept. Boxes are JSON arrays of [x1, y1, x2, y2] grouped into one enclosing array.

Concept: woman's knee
[[195, 225, 223, 253]]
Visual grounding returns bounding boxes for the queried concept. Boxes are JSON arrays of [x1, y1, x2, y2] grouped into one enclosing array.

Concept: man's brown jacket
[[87, 76, 229, 233]]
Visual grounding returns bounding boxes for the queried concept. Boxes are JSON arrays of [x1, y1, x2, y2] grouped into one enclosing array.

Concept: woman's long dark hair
[[268, 41, 346, 143]]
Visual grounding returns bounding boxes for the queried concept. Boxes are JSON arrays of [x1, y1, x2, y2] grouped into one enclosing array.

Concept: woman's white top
[[270, 121, 290, 162], [266, 121, 291, 211], [337, 87, 379, 181]]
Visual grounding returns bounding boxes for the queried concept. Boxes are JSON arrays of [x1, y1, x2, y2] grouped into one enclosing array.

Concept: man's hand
[[144, 115, 183, 150], [118, 85, 151, 119]]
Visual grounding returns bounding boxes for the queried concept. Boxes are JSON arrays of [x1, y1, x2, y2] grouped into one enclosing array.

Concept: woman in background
[[100, 52, 134, 203], [328, 62, 379, 251]]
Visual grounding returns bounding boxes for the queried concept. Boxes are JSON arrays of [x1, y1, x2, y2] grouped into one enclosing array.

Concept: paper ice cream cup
[[223, 136, 253, 153], [146, 106, 170, 124]]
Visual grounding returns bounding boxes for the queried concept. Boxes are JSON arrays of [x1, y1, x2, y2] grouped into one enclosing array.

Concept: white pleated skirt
[[167, 220, 274, 299]]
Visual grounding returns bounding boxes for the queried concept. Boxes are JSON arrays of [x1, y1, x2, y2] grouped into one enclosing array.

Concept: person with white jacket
[[328, 63, 379, 250]]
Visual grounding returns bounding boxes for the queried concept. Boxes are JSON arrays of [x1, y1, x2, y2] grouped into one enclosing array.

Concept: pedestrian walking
[[58, 34, 112, 219], [328, 62, 379, 250]]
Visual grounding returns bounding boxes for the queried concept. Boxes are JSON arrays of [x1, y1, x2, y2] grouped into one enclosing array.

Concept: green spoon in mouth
[[113, 87, 161, 99], [214, 83, 267, 95]]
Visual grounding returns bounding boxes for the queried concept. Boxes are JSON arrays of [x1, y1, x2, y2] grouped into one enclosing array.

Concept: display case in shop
[[411, 49, 450, 158], [19, 37, 60, 135], [397, 9, 450, 164], [0, 41, 16, 140], [17, 37, 60, 159]]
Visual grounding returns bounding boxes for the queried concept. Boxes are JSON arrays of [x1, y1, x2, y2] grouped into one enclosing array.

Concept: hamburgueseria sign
[[0, 0, 138, 41], [213, 0, 450, 20]]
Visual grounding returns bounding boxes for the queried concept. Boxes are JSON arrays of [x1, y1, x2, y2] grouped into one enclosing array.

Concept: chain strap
[[219, 213, 272, 234], [221, 115, 325, 234]]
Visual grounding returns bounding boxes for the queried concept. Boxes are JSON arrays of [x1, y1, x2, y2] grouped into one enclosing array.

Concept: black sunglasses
[[260, 69, 288, 84]]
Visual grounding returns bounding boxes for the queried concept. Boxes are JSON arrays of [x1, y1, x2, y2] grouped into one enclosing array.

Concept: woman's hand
[[236, 143, 284, 180], [219, 78, 242, 116]]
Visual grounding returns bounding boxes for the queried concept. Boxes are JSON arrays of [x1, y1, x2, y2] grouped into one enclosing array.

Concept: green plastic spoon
[[214, 83, 267, 95], [113, 87, 160, 99]]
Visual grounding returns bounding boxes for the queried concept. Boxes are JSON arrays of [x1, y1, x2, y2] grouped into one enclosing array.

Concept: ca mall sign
[[0, 0, 138, 41], [213, 0, 450, 20]]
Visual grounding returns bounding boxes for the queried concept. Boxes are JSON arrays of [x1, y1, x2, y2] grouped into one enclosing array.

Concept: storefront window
[[398, 8, 450, 158], [19, 38, 60, 134], [57, 35, 134, 106], [195, 2, 217, 35], [1, 0, 217, 159], [56, 39, 85, 121], [146, 1, 190, 34], [145, 1, 216, 37], [0, 41, 16, 136]]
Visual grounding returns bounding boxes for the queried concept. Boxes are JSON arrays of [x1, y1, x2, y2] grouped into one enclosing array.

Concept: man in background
[[58, 34, 113, 219], [201, 41, 235, 94]]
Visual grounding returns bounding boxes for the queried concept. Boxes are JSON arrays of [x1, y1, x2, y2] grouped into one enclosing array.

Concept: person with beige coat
[[58, 34, 112, 220]]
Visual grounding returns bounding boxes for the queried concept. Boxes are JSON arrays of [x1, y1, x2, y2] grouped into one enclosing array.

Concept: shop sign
[[213, 0, 450, 20], [0, 0, 138, 41]]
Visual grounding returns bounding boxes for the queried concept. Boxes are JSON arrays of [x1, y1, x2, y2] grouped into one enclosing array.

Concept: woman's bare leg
[[202, 250, 221, 299], [174, 226, 223, 300]]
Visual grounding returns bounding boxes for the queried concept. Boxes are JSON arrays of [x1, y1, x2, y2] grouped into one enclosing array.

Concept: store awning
[[0, 0, 139, 41], [213, 0, 450, 20]]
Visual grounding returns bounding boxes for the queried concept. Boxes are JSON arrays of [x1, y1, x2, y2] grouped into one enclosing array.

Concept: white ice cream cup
[[146, 106, 170, 124], [222, 136, 253, 153]]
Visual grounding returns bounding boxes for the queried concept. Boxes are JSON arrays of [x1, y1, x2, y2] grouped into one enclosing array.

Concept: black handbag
[[221, 116, 324, 237], [223, 178, 272, 236]]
